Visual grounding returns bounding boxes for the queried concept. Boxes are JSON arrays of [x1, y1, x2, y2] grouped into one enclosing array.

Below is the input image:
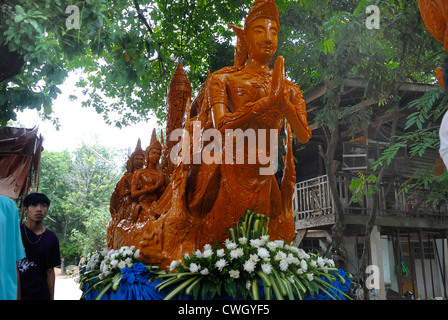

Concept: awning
[[0, 126, 43, 200]]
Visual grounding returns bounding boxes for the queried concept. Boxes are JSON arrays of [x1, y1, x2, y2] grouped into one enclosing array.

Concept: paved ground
[[55, 268, 82, 300]]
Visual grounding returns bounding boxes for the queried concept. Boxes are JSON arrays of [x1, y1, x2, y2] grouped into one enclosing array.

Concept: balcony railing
[[293, 174, 448, 226]]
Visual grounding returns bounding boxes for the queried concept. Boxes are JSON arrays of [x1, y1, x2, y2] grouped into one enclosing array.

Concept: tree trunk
[[319, 102, 349, 268], [360, 108, 399, 299]]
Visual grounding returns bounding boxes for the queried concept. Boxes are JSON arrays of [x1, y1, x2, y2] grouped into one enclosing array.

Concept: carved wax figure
[[108, 0, 311, 268], [130, 130, 165, 221], [183, 0, 311, 241], [107, 139, 145, 248]]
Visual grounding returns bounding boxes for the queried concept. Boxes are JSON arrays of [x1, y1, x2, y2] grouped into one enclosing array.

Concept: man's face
[[246, 18, 278, 64], [24, 203, 48, 223]]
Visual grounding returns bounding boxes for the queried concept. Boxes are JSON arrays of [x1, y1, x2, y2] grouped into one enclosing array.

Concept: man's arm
[[47, 267, 55, 300]]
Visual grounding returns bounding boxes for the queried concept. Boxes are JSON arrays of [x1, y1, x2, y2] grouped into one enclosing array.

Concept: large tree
[[0, 0, 251, 126]]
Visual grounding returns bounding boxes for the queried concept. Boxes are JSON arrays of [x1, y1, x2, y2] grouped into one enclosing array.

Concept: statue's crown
[[244, 0, 279, 32], [147, 129, 162, 152], [133, 138, 145, 157]]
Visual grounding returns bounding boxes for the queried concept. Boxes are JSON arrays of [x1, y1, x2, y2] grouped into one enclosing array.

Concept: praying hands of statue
[[248, 55, 312, 143], [131, 173, 164, 200], [273, 56, 311, 144], [213, 55, 311, 144]]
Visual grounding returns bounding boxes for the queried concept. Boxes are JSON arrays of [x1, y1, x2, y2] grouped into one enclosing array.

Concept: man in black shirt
[[17, 193, 60, 300]]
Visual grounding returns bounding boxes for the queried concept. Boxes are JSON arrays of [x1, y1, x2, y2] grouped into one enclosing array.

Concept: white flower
[[203, 244, 212, 251], [230, 248, 244, 260], [307, 273, 314, 281], [183, 253, 190, 259], [250, 239, 264, 248], [134, 249, 140, 259], [297, 268, 303, 275], [125, 257, 132, 265], [273, 240, 284, 247], [118, 261, 126, 269], [225, 241, 237, 250], [257, 247, 270, 259], [189, 263, 201, 273], [243, 259, 256, 273], [215, 259, 228, 271], [274, 251, 287, 261], [317, 257, 325, 268], [246, 281, 251, 290], [249, 254, 260, 263], [110, 259, 118, 268], [261, 263, 272, 274], [298, 249, 310, 259], [194, 250, 203, 258], [229, 270, 240, 279], [200, 268, 209, 275], [216, 249, 225, 257], [279, 259, 289, 271], [202, 249, 213, 258], [325, 258, 335, 267], [288, 246, 299, 254], [119, 246, 129, 253], [310, 260, 317, 268], [238, 237, 248, 245], [266, 242, 278, 251], [300, 259, 308, 272], [169, 260, 180, 271], [261, 235, 270, 243]]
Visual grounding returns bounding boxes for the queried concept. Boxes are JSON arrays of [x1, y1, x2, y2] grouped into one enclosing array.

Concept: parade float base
[[81, 263, 352, 301]]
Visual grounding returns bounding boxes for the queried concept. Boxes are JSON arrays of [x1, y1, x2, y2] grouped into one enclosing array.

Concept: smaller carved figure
[[107, 139, 145, 247], [130, 129, 166, 221]]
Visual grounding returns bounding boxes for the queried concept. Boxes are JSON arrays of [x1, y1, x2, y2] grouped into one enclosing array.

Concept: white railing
[[293, 174, 448, 222], [293, 175, 334, 221]]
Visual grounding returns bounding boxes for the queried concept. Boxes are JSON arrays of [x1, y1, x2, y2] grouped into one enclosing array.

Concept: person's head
[[23, 192, 50, 223]]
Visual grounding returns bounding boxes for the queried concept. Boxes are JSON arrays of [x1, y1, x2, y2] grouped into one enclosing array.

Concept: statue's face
[[134, 154, 145, 169], [246, 18, 278, 64], [148, 148, 162, 166]]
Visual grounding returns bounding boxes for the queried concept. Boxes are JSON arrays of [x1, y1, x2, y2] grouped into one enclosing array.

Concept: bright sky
[[16, 73, 160, 156]]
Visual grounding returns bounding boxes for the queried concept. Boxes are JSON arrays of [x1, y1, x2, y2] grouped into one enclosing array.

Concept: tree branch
[[133, 0, 166, 74]]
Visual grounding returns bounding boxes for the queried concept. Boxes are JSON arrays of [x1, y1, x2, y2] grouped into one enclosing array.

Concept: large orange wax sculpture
[[107, 0, 312, 269], [418, 0, 448, 89]]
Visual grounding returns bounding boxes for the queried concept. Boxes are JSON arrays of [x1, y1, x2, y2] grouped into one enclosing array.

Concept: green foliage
[[70, 206, 110, 255], [0, 0, 110, 125], [1, 0, 444, 130], [365, 88, 448, 205], [38, 145, 123, 264], [349, 172, 380, 203]]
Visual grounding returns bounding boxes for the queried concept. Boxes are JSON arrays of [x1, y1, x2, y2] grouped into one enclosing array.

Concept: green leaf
[[163, 275, 200, 300], [95, 282, 112, 300]]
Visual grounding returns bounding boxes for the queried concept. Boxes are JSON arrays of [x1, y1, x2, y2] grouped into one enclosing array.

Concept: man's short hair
[[23, 192, 51, 208]]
